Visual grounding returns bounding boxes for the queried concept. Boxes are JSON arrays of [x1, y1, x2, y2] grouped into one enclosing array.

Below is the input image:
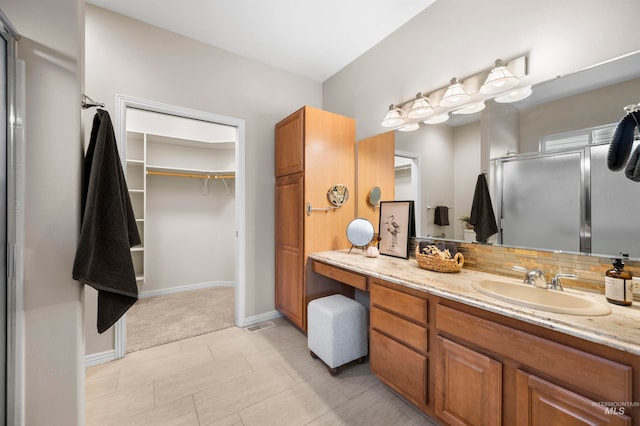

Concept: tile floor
[[86, 318, 439, 425]]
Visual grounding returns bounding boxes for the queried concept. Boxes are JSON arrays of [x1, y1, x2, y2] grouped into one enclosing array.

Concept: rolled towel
[[608, 113, 637, 171], [624, 111, 640, 182], [444, 241, 458, 255]]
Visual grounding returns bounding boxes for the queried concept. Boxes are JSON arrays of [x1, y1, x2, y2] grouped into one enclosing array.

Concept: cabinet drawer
[[313, 261, 367, 291], [370, 329, 427, 404], [371, 306, 428, 354], [371, 282, 427, 325]]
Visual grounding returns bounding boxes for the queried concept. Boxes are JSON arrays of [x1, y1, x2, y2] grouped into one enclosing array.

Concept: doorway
[[114, 96, 246, 357], [394, 151, 421, 236]]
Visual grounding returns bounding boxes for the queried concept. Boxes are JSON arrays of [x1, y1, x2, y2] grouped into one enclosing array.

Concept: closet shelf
[[129, 189, 144, 193], [126, 159, 145, 165], [131, 247, 144, 252], [146, 164, 235, 178]]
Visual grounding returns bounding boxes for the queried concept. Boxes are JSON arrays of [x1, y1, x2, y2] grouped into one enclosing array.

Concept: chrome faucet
[[512, 266, 547, 288], [549, 273, 577, 291]]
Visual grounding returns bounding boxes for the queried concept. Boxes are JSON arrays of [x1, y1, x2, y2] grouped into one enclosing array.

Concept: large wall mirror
[[387, 50, 640, 259]]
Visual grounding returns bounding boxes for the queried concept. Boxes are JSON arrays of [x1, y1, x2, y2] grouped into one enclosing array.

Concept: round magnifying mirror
[[327, 184, 349, 207], [346, 218, 375, 248], [368, 186, 381, 207]]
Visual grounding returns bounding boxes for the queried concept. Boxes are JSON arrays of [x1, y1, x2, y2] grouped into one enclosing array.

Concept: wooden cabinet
[[312, 261, 367, 291], [516, 370, 631, 425], [435, 303, 634, 425], [275, 106, 355, 330], [436, 337, 502, 426], [308, 257, 640, 424], [275, 173, 304, 326], [369, 279, 429, 410]]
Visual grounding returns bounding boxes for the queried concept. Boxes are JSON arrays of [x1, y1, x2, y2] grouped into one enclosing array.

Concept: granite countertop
[[309, 250, 640, 356]]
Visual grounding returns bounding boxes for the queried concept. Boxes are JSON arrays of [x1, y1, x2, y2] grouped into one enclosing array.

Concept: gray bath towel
[[73, 109, 141, 333]]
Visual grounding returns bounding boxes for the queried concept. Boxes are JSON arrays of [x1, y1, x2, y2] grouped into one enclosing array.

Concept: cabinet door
[[370, 329, 427, 405], [516, 370, 631, 426], [436, 337, 502, 426], [275, 173, 304, 328], [275, 108, 304, 177]]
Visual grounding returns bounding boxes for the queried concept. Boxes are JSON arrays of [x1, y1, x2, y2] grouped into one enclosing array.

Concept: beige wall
[[2, 0, 85, 424], [395, 125, 454, 238], [453, 122, 481, 239], [324, 0, 640, 244], [324, 0, 640, 141], [519, 77, 640, 153], [4, 0, 640, 422], [84, 5, 323, 355]]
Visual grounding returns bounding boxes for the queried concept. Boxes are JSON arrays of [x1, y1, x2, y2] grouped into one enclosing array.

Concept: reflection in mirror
[[346, 218, 375, 253], [390, 50, 640, 259], [394, 153, 421, 236]]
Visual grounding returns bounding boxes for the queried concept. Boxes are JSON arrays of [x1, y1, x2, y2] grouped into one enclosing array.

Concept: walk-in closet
[[123, 107, 238, 352]]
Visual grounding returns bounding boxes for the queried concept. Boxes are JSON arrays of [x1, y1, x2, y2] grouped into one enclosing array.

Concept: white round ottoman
[[307, 294, 368, 375]]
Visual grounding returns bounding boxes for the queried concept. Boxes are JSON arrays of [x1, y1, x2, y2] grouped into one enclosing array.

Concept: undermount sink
[[471, 280, 611, 316]]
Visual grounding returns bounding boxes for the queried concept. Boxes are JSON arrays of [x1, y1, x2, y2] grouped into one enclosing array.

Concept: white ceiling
[[86, 0, 437, 82]]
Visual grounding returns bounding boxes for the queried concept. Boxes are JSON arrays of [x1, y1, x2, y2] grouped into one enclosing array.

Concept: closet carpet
[[126, 286, 235, 353]]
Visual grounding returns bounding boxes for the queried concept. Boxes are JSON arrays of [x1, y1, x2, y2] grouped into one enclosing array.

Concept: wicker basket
[[415, 246, 464, 273]]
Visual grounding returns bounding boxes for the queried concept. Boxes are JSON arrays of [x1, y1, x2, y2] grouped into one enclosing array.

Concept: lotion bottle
[[605, 255, 633, 306]]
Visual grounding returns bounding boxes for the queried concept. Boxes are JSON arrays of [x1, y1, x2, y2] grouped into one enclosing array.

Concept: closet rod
[[146, 170, 235, 179]]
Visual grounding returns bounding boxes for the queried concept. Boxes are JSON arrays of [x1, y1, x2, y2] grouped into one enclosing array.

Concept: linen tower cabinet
[[275, 106, 355, 331]]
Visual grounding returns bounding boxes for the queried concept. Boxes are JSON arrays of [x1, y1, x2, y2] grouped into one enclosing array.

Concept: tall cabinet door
[[275, 173, 304, 328], [275, 109, 304, 177]]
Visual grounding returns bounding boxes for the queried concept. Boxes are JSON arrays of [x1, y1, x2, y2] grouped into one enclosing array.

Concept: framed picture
[[378, 200, 415, 259]]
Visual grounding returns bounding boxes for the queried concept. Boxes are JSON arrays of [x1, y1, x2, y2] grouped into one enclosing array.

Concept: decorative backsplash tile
[[413, 238, 640, 296]]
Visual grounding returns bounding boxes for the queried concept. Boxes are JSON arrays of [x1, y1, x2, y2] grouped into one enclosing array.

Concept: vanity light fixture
[[381, 104, 406, 127], [494, 85, 533, 103], [397, 122, 420, 132], [423, 113, 449, 124], [380, 55, 529, 130], [480, 59, 520, 95], [439, 78, 470, 108], [452, 101, 486, 115], [407, 92, 433, 119]]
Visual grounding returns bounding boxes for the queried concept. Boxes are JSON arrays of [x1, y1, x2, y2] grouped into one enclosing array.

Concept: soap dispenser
[[605, 254, 633, 306]]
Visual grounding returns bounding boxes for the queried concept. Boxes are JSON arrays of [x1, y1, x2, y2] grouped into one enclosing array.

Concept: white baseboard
[[85, 350, 116, 368], [238, 310, 282, 328], [139, 281, 235, 299]]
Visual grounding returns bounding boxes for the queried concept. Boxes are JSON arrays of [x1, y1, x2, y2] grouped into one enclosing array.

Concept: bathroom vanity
[[309, 250, 640, 425]]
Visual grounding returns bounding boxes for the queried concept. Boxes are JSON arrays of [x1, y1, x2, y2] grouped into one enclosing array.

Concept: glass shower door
[[500, 152, 582, 252], [590, 143, 640, 257]]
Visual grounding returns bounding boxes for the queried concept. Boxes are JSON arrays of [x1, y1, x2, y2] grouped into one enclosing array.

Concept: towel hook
[[82, 94, 105, 109]]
